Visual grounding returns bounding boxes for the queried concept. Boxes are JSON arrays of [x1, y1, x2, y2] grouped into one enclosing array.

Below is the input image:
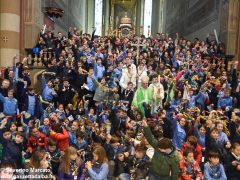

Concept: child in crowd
[[55, 103, 66, 122], [9, 122, 17, 139], [58, 146, 86, 179], [0, 89, 18, 123], [85, 145, 109, 180], [194, 117, 206, 149], [68, 120, 80, 146], [181, 136, 202, 165], [204, 151, 227, 180], [39, 117, 51, 136], [50, 123, 69, 152], [27, 126, 47, 153], [0, 118, 25, 168], [47, 139, 61, 176], [73, 131, 87, 151], [142, 119, 180, 179], [179, 148, 202, 180]]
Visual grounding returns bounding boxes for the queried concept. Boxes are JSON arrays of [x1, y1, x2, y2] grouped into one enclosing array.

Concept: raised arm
[[41, 73, 47, 89], [0, 118, 8, 146], [143, 120, 158, 149], [0, 93, 6, 103], [90, 76, 100, 88]]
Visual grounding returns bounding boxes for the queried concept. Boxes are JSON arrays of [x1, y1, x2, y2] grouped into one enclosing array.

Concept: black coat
[[0, 129, 23, 168], [58, 85, 75, 106], [205, 127, 227, 163], [225, 152, 240, 179]]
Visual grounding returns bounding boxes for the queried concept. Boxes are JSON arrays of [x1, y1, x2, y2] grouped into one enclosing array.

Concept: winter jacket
[[144, 126, 180, 180], [27, 131, 47, 152], [178, 160, 202, 180], [181, 143, 202, 165], [50, 129, 69, 151], [0, 129, 23, 168]]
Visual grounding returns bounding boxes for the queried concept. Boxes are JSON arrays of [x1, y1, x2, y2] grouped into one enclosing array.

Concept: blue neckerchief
[[207, 162, 221, 179]]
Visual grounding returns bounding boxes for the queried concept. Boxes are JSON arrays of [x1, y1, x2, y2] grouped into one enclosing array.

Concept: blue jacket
[[88, 162, 109, 180], [187, 95, 197, 109], [194, 124, 205, 148], [204, 162, 227, 180], [0, 93, 18, 115], [93, 62, 105, 80], [217, 96, 233, 110], [72, 139, 87, 151], [114, 67, 122, 82], [69, 131, 77, 145], [22, 89, 40, 118], [42, 76, 56, 101], [195, 91, 209, 107], [87, 76, 96, 92], [167, 116, 186, 150], [39, 125, 51, 136]]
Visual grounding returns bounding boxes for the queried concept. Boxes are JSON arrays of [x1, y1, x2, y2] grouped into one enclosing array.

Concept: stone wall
[[164, 0, 240, 57], [164, 0, 220, 41]]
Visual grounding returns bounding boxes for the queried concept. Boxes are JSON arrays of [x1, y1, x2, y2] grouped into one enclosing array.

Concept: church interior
[[1, 0, 240, 68], [1, 0, 240, 180]]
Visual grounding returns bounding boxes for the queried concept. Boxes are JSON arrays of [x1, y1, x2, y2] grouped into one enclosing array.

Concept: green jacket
[[144, 126, 180, 180]]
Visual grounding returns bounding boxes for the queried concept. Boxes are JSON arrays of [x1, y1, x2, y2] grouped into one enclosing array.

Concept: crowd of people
[[0, 26, 240, 180]]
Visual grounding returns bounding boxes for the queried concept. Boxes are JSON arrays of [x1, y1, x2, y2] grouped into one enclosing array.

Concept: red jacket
[[181, 143, 202, 165], [50, 128, 69, 151], [178, 160, 202, 180], [27, 131, 47, 153]]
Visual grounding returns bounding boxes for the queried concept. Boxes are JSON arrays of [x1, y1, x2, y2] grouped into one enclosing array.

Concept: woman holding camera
[[85, 145, 109, 180]]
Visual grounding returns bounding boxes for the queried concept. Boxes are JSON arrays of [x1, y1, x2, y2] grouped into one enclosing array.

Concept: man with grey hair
[[132, 75, 153, 117]]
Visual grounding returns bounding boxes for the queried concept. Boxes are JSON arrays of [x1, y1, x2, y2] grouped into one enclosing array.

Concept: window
[[94, 0, 103, 36], [144, 0, 152, 37]]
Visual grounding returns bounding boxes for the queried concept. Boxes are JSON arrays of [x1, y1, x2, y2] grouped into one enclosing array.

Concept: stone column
[[24, 0, 42, 49], [0, 0, 21, 67], [136, 0, 144, 35], [81, 0, 87, 33], [151, 0, 160, 36], [103, 0, 110, 36], [87, 0, 95, 34], [226, 0, 240, 55], [236, 3, 240, 68]]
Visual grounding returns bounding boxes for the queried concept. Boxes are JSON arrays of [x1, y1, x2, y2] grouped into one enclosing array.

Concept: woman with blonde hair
[[85, 145, 109, 180], [58, 146, 86, 180]]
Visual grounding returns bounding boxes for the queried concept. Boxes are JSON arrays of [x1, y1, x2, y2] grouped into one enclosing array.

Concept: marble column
[[151, 0, 160, 36], [87, 0, 95, 34], [103, 0, 110, 36], [0, 0, 21, 67], [136, 0, 144, 35], [81, 0, 87, 33]]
